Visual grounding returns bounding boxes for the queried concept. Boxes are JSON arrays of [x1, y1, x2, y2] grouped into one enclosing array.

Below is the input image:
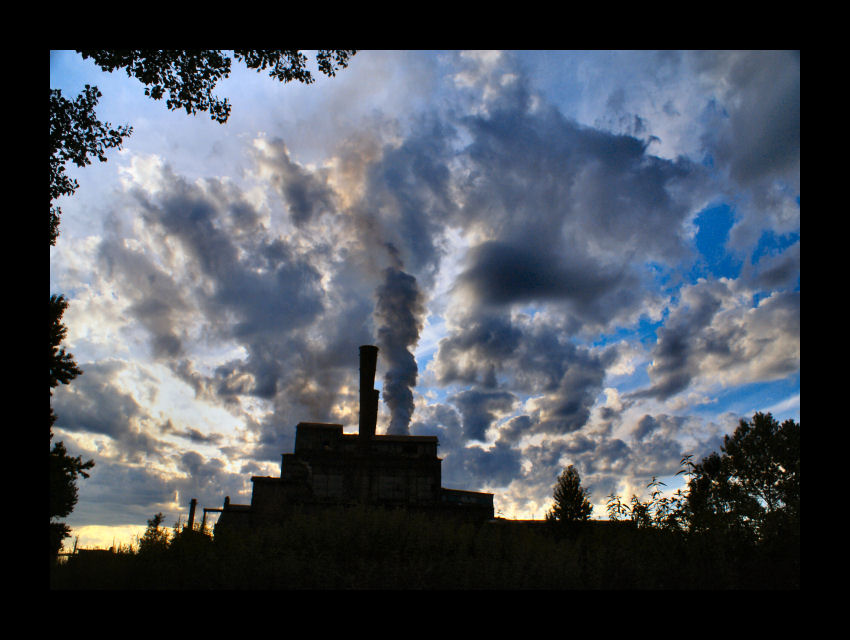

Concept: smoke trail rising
[[374, 246, 425, 435]]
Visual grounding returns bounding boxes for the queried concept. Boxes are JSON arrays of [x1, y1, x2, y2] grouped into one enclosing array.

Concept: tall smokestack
[[359, 345, 379, 440]]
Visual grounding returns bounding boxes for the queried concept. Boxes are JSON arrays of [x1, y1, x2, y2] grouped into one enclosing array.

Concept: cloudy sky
[[49, 50, 800, 549]]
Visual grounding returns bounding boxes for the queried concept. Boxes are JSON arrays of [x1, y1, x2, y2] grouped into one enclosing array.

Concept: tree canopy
[[546, 464, 593, 523], [77, 50, 356, 124], [49, 85, 132, 245], [683, 412, 800, 542]]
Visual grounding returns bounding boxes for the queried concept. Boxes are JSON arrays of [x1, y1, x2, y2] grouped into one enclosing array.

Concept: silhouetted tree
[[49, 294, 82, 392], [49, 294, 93, 559], [49, 85, 132, 245], [49, 441, 94, 557], [546, 464, 593, 523], [138, 512, 170, 554], [682, 412, 800, 542]]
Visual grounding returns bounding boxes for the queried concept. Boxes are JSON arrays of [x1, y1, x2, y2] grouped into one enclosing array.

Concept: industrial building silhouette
[[210, 345, 494, 531]]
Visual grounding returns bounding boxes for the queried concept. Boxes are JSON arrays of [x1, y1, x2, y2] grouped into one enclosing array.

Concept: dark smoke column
[[374, 266, 425, 435]]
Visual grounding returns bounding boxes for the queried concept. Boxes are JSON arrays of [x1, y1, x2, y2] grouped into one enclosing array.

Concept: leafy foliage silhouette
[[682, 412, 800, 543], [76, 50, 356, 124], [599, 412, 800, 544], [49, 85, 132, 245]]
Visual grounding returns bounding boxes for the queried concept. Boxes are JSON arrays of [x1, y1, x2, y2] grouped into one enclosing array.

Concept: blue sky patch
[[692, 203, 742, 280]]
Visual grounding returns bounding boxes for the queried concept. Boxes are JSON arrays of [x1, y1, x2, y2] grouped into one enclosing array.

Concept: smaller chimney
[[187, 498, 197, 530]]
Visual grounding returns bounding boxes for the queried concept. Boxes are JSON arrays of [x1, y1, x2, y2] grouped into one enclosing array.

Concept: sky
[[49, 50, 800, 550]]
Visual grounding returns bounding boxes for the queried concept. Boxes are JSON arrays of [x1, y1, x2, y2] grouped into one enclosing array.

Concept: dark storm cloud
[[215, 54, 711, 463], [529, 356, 612, 435], [160, 420, 224, 447], [497, 414, 533, 445], [138, 178, 325, 339], [449, 388, 516, 442], [110, 162, 374, 464], [423, 59, 709, 471], [629, 281, 724, 400], [631, 282, 800, 401], [160, 120, 470, 459], [176, 115, 466, 451], [253, 138, 337, 226], [433, 313, 522, 386], [66, 440, 252, 528], [409, 401, 464, 449], [177, 451, 229, 493], [744, 240, 800, 291], [434, 312, 614, 440], [694, 51, 800, 189], [455, 99, 701, 269], [690, 51, 800, 252], [623, 414, 692, 476], [98, 238, 191, 360], [364, 115, 459, 280], [96, 166, 332, 435], [51, 360, 165, 463], [67, 456, 182, 526], [453, 442, 523, 488], [581, 438, 633, 476], [457, 241, 630, 311], [633, 414, 661, 441]]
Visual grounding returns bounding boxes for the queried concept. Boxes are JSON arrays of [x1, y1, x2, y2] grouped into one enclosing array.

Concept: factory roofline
[[211, 346, 494, 527]]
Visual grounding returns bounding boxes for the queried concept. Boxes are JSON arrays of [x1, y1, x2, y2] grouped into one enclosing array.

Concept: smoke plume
[[374, 247, 426, 435]]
